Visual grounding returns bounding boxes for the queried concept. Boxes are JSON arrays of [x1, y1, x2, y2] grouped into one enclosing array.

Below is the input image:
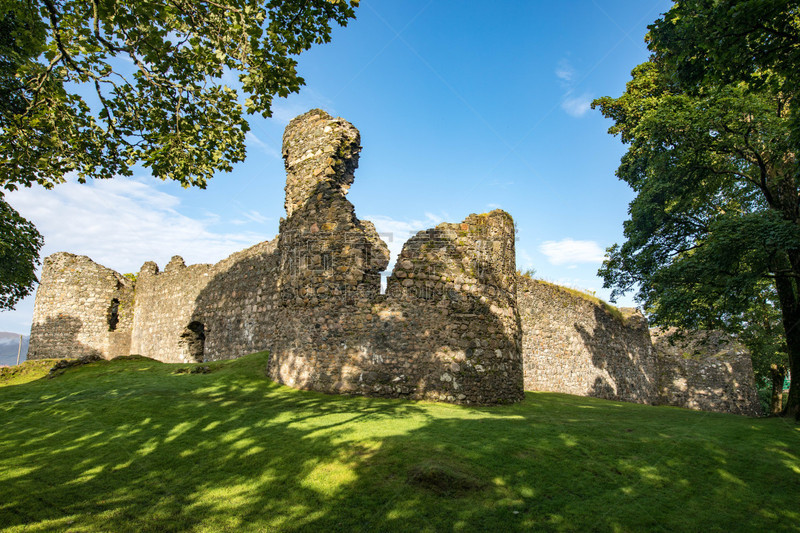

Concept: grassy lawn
[[0, 352, 798, 532]]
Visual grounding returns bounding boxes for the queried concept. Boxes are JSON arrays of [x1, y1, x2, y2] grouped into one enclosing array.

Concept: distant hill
[[0, 333, 29, 366]]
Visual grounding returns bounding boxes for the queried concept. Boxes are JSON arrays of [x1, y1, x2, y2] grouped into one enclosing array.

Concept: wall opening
[[180, 321, 205, 362], [107, 298, 120, 331]]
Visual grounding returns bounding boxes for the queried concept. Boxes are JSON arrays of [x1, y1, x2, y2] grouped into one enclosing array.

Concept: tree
[[737, 283, 789, 414], [593, 59, 800, 418], [0, 196, 43, 310], [1, 0, 358, 189], [0, 0, 358, 309], [648, 0, 800, 177]]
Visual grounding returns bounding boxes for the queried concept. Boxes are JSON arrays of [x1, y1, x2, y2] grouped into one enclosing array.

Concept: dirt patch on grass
[[407, 460, 487, 495], [48, 355, 104, 378]]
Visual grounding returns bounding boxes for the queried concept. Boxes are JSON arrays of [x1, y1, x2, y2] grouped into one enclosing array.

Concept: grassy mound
[[0, 359, 57, 386], [0, 352, 797, 532]]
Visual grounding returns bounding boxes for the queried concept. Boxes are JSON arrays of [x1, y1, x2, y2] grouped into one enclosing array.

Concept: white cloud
[[539, 238, 605, 266], [8, 178, 270, 275], [555, 59, 575, 84], [245, 131, 281, 159], [518, 248, 535, 270], [556, 57, 593, 118], [561, 92, 593, 118]]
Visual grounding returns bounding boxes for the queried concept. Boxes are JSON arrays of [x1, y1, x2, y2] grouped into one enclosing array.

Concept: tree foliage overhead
[[0, 0, 357, 311], [593, 0, 800, 418], [0, 0, 358, 191], [647, 0, 799, 97], [0, 196, 43, 310]]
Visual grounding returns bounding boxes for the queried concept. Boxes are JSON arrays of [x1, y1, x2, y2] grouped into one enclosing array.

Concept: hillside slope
[[0, 353, 797, 532]]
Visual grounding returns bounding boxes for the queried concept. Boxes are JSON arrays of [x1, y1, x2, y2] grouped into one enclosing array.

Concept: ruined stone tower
[[265, 110, 523, 404], [28, 109, 525, 405], [26, 109, 759, 414]]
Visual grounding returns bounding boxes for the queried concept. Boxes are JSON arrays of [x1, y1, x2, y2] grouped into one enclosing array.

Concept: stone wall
[[28, 109, 523, 405], [652, 329, 762, 416], [28, 253, 134, 360], [27, 108, 760, 413], [518, 277, 657, 403], [263, 110, 522, 404], [129, 256, 214, 363]]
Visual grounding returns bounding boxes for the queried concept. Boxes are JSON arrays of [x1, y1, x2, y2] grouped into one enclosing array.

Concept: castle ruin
[[27, 109, 761, 414]]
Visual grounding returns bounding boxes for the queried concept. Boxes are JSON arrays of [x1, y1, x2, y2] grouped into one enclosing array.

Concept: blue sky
[[1, 0, 672, 334]]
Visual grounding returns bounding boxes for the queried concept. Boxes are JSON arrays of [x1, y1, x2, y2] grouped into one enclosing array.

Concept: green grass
[[0, 359, 56, 386], [0, 353, 798, 532]]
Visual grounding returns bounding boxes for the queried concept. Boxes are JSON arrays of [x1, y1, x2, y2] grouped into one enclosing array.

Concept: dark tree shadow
[[27, 315, 102, 360], [0, 362, 796, 532], [574, 306, 657, 404]]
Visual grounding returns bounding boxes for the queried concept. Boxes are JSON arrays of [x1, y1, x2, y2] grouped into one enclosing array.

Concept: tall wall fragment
[[518, 277, 657, 404], [26, 108, 760, 413], [28, 253, 134, 360]]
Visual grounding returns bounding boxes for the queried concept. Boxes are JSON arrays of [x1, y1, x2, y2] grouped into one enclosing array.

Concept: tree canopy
[[0, 0, 358, 309], [0, 197, 43, 310], [593, 1, 800, 418], [0, 0, 358, 190]]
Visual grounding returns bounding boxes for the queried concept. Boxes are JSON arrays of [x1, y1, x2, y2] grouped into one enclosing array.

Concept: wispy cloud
[[365, 212, 445, 292], [232, 209, 271, 226], [555, 57, 593, 118], [539, 238, 605, 266], [8, 178, 270, 274], [561, 92, 593, 117], [270, 89, 335, 125], [245, 131, 281, 159], [518, 248, 536, 270], [555, 58, 575, 84], [366, 213, 443, 267]]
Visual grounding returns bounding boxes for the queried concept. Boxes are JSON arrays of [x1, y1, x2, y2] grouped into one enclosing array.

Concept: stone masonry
[[652, 328, 761, 416], [518, 277, 656, 404], [29, 109, 522, 405], [27, 109, 759, 413], [517, 279, 761, 415], [28, 253, 134, 360]]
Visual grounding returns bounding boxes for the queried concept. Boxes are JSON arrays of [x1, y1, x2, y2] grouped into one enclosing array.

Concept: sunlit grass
[[0, 352, 798, 532]]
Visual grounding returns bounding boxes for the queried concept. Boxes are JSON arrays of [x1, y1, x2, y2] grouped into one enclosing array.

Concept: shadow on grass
[[0, 353, 798, 532]]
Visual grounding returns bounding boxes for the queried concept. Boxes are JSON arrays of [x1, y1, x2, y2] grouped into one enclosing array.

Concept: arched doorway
[[180, 321, 205, 362]]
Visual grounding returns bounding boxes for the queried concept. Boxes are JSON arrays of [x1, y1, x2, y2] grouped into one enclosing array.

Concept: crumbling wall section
[[652, 328, 762, 416], [28, 253, 134, 360], [130, 256, 213, 363], [191, 240, 280, 360], [380, 211, 523, 403], [518, 277, 657, 404], [264, 109, 523, 404]]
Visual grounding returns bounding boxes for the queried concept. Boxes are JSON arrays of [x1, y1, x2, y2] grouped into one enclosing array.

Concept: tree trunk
[[774, 273, 800, 419], [769, 364, 786, 415]]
